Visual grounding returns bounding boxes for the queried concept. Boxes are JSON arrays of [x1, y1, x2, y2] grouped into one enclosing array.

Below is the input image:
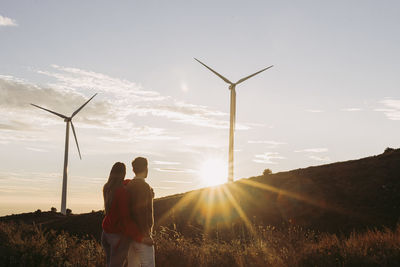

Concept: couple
[[101, 157, 155, 267]]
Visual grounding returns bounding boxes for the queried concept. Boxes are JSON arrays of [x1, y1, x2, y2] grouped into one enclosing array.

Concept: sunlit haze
[[1, 1, 400, 216]]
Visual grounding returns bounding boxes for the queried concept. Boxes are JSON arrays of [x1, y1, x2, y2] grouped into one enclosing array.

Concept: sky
[[1, 0, 399, 216]]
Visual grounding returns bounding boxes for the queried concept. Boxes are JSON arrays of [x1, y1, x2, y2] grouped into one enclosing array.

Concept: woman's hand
[[142, 236, 154, 246]]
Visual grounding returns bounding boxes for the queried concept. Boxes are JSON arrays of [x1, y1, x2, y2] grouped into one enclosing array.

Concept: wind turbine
[[31, 93, 97, 215], [195, 58, 273, 183]]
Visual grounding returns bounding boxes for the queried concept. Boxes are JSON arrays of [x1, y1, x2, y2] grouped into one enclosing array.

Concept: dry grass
[[1, 221, 399, 266], [0, 222, 104, 267]]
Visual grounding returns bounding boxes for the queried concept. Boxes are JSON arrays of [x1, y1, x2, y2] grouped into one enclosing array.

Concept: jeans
[[101, 231, 131, 267], [127, 240, 155, 267]]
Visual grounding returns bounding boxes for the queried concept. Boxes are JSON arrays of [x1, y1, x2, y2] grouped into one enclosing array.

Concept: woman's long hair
[[103, 162, 126, 215]]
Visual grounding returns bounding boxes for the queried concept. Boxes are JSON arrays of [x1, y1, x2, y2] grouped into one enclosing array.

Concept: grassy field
[[1, 221, 399, 267]]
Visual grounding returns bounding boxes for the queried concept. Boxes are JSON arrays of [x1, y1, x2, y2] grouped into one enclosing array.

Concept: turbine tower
[[195, 58, 273, 182], [31, 93, 97, 214]]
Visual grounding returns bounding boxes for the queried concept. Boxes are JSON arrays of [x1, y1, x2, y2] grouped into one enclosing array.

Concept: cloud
[[38, 65, 163, 102], [0, 15, 17, 27], [100, 126, 180, 142], [153, 161, 181, 165], [309, 155, 331, 162], [253, 152, 285, 164], [0, 170, 104, 197], [0, 170, 60, 194], [153, 186, 175, 190], [295, 148, 328, 153], [131, 102, 234, 129], [0, 120, 34, 131], [0, 75, 177, 143], [0, 75, 112, 123], [1, 64, 262, 146], [294, 148, 330, 162], [375, 99, 400, 121], [25, 147, 48, 152], [37, 65, 254, 130], [306, 109, 324, 113], [248, 140, 287, 148], [161, 180, 193, 184], [341, 108, 362, 112], [154, 168, 196, 173], [0, 131, 48, 144]]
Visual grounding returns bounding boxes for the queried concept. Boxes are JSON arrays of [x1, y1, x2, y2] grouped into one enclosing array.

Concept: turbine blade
[[235, 65, 273, 85], [71, 93, 97, 118], [70, 121, 82, 160], [30, 104, 68, 119], [194, 58, 233, 85]]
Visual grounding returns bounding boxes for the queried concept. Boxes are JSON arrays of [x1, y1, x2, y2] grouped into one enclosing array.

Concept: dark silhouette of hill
[[2, 148, 400, 240]]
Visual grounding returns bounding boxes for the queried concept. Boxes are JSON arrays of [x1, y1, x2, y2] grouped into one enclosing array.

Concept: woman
[[101, 162, 153, 267]]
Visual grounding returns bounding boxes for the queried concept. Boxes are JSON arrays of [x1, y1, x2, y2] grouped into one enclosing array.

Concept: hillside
[[154, 148, 400, 236], [2, 148, 400, 240]]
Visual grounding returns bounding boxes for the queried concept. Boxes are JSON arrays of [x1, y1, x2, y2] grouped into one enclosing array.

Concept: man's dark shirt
[[126, 178, 154, 237]]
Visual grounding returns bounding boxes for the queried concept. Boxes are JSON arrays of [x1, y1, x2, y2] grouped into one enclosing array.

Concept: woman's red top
[[102, 180, 143, 242]]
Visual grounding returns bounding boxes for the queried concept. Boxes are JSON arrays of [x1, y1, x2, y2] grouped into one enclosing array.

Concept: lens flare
[[199, 158, 227, 186]]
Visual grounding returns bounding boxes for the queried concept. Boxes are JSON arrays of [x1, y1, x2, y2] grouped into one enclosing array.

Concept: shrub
[[66, 209, 72, 216], [384, 147, 395, 154], [263, 169, 272, 176], [50, 207, 57, 213]]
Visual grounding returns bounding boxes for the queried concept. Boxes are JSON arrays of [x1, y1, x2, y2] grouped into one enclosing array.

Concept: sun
[[199, 158, 228, 186]]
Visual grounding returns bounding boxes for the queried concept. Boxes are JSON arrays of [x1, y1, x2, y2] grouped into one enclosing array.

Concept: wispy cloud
[[38, 64, 163, 102], [0, 170, 60, 194], [0, 74, 176, 142], [0, 75, 112, 123], [131, 102, 233, 129], [248, 140, 287, 148], [375, 98, 400, 121], [341, 108, 362, 112], [253, 152, 285, 164], [161, 180, 192, 184], [153, 161, 181, 165], [1, 64, 262, 147], [154, 168, 196, 173], [153, 186, 175, 190], [295, 148, 330, 162], [36, 65, 254, 130], [25, 147, 48, 152], [0, 170, 104, 199], [0, 15, 17, 27], [295, 148, 328, 153], [309, 155, 331, 162], [0, 120, 34, 131], [99, 127, 180, 142], [306, 109, 324, 113], [0, 131, 48, 144]]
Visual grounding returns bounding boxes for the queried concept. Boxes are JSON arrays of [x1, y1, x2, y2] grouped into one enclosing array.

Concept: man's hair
[[132, 157, 148, 174]]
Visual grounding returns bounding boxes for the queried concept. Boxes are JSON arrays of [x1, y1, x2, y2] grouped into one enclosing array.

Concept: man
[[126, 157, 155, 267]]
